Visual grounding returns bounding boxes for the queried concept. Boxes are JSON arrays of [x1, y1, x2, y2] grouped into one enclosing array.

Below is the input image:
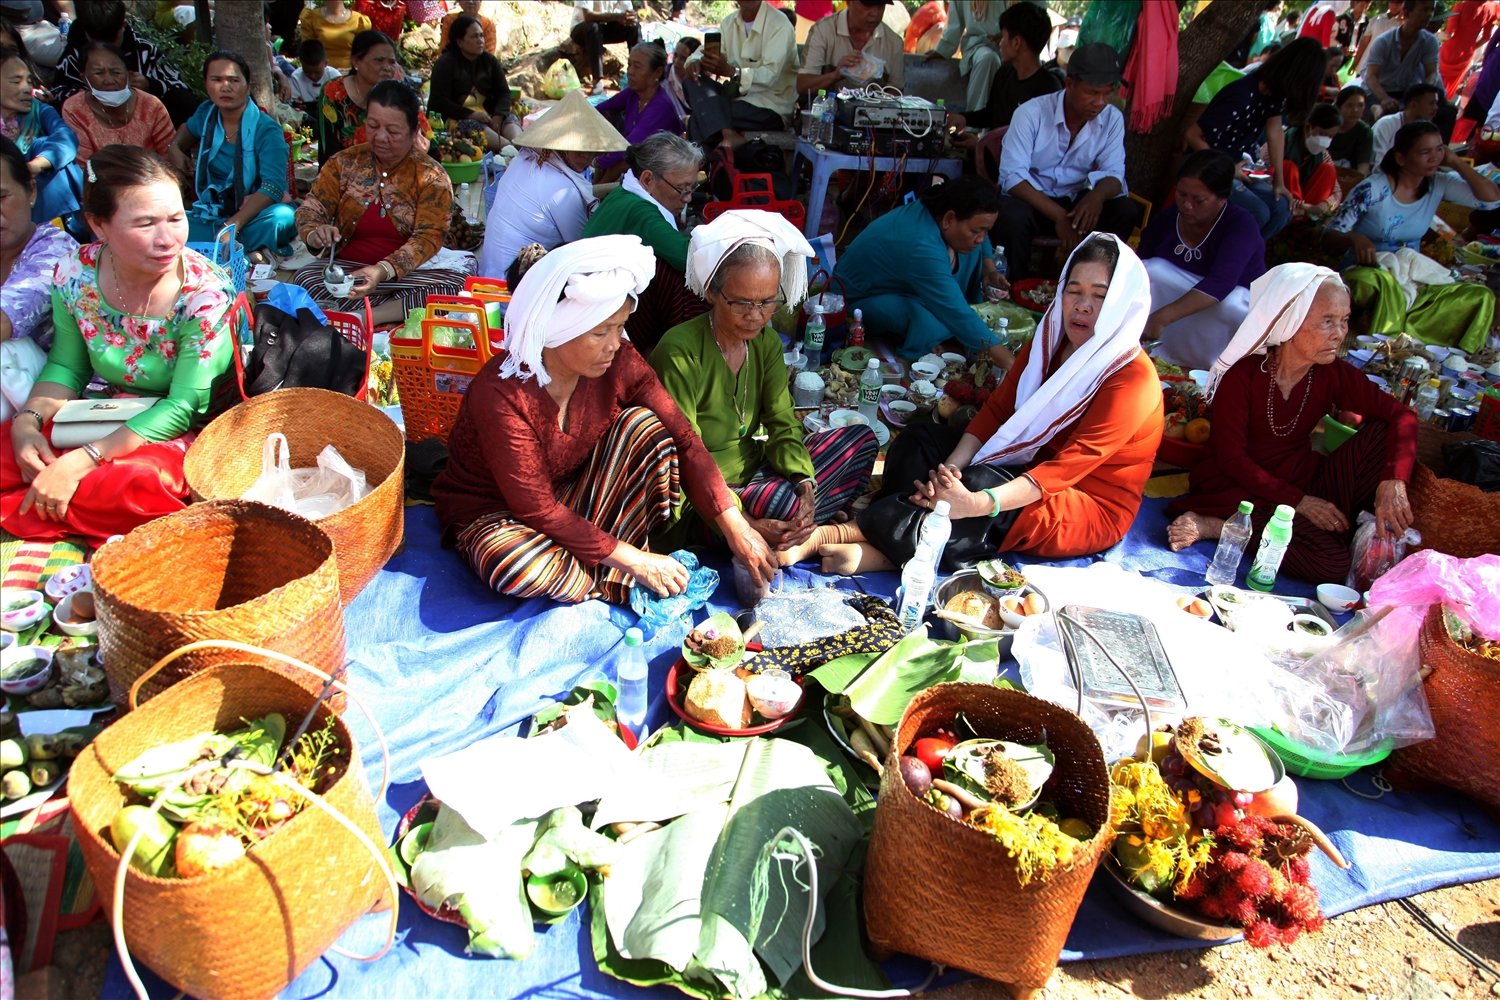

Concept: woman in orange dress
[[778, 234, 1164, 573]]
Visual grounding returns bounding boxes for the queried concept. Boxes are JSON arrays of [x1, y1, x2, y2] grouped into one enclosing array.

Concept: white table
[[788, 138, 965, 240]]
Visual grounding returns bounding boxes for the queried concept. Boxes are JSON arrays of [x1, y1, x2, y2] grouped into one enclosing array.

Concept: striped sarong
[[291, 258, 475, 315], [737, 425, 879, 522], [453, 407, 680, 604]]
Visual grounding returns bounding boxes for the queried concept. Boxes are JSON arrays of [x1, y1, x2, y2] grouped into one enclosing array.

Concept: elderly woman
[[781, 235, 1164, 573], [650, 211, 879, 555], [1139, 150, 1266, 371], [479, 89, 625, 281], [293, 81, 466, 325], [60, 43, 174, 166], [431, 235, 778, 604], [1324, 121, 1500, 353], [581, 133, 703, 351], [1, 46, 82, 227], [593, 43, 684, 184], [0, 145, 235, 545], [427, 14, 520, 152], [834, 175, 1012, 360], [165, 51, 294, 255], [316, 30, 430, 166], [1167, 265, 1419, 585]]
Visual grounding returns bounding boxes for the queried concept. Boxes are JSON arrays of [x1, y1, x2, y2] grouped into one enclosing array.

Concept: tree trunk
[[213, 0, 275, 112], [194, 0, 212, 46], [1123, 1, 1265, 205]]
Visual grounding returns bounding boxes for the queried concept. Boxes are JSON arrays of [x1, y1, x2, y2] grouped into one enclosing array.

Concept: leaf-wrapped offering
[[682, 611, 746, 670], [943, 738, 1055, 811]]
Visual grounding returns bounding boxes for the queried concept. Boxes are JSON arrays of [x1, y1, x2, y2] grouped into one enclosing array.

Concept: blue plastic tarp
[[101, 498, 1500, 999]]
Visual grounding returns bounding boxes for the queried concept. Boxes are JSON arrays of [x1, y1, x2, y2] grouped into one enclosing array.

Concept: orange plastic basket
[[390, 303, 487, 445], [702, 173, 806, 228], [1475, 392, 1500, 443]]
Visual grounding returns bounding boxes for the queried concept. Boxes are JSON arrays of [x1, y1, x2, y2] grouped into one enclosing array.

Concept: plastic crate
[[1476, 391, 1500, 441], [225, 296, 373, 403], [1251, 726, 1393, 781], [390, 303, 489, 444], [187, 222, 248, 294]]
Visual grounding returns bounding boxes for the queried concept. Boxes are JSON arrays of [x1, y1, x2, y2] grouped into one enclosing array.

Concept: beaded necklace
[[1264, 352, 1313, 438]]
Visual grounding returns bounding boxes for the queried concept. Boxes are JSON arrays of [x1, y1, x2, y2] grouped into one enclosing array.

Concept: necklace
[[109, 248, 169, 317], [1264, 352, 1313, 438], [90, 94, 132, 129], [1174, 203, 1226, 263], [376, 167, 390, 217], [710, 316, 751, 437]]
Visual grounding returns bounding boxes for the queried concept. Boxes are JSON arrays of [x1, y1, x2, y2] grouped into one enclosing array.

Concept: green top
[[650, 311, 814, 488], [580, 185, 690, 272], [36, 244, 236, 442]]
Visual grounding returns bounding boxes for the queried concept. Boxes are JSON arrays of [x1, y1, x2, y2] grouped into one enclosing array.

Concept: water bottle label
[[861, 384, 879, 405]]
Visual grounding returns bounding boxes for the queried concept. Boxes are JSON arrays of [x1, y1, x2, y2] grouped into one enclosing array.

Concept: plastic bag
[[629, 550, 719, 630], [242, 433, 299, 511], [1442, 439, 1500, 491], [1345, 510, 1420, 593], [241, 433, 368, 520], [753, 585, 868, 648], [265, 282, 327, 325], [1368, 549, 1500, 637], [542, 59, 581, 100], [1077, 0, 1140, 61], [0, 336, 47, 422]]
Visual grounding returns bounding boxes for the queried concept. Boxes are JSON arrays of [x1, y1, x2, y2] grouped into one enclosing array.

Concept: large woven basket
[[1408, 424, 1500, 560], [863, 684, 1112, 990], [91, 500, 345, 707], [1387, 605, 1500, 811], [70, 658, 390, 1000], [183, 387, 405, 605]]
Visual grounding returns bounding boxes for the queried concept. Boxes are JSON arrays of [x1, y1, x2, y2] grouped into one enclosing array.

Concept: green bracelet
[[982, 487, 1003, 517]]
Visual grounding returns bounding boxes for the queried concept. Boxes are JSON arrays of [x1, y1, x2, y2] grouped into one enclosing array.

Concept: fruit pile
[[1163, 380, 1211, 444], [433, 118, 487, 164]]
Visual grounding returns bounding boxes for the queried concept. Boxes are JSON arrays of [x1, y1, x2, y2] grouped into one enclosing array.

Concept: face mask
[[1306, 134, 1333, 153], [90, 86, 132, 107]]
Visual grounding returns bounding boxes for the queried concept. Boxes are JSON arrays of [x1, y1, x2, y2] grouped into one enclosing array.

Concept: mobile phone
[[703, 31, 721, 56]]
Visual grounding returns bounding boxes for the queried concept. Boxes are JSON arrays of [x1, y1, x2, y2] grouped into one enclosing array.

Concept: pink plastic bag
[[1367, 550, 1500, 638]]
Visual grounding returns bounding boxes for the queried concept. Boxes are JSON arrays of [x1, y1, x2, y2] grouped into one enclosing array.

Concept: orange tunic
[[965, 344, 1164, 557]]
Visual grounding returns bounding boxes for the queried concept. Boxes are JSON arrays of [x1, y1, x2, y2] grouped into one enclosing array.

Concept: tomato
[[913, 736, 956, 774]]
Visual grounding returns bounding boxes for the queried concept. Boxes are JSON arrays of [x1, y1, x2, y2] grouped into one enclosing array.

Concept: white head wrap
[[972, 234, 1152, 467], [685, 210, 816, 307], [1204, 263, 1341, 403], [499, 235, 656, 386]]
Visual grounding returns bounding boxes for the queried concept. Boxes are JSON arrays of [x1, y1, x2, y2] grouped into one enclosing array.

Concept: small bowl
[[1, 590, 47, 632], [879, 384, 908, 400], [43, 563, 90, 601], [1366, 374, 1389, 388], [526, 868, 587, 916], [828, 408, 868, 428], [746, 672, 803, 720], [909, 361, 941, 382], [0, 633, 12, 653], [1315, 583, 1361, 615], [941, 352, 967, 366], [1, 644, 54, 695], [52, 592, 99, 637], [886, 399, 918, 425], [1189, 369, 1211, 390], [916, 353, 946, 370]]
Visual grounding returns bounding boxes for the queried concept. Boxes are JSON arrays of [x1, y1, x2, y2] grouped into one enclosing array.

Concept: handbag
[[50, 397, 159, 449], [245, 304, 368, 398], [855, 464, 1023, 571]]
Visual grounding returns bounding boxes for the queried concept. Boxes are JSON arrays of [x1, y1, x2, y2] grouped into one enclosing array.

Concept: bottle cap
[[1273, 503, 1295, 521], [818, 89, 827, 96], [1239, 500, 1254, 515], [933, 500, 951, 517], [1429, 378, 1441, 387], [625, 627, 643, 646], [867, 358, 880, 369], [853, 308, 863, 320]]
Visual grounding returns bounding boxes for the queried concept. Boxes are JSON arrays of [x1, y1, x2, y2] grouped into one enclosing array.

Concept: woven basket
[[1387, 605, 1500, 811], [90, 500, 345, 708], [70, 656, 391, 1000], [183, 387, 405, 604], [863, 684, 1112, 989], [1408, 423, 1500, 558]]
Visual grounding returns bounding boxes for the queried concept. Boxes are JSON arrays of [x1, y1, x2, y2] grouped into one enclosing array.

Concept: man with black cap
[[991, 41, 1139, 279]]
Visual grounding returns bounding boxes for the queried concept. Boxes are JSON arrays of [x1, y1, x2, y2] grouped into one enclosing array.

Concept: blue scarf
[[191, 100, 266, 223]]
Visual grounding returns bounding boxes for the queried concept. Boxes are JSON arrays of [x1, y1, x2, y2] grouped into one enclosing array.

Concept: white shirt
[[479, 152, 596, 279], [686, 1, 798, 119], [1371, 110, 1407, 165], [287, 65, 340, 104], [998, 91, 1129, 200], [572, 0, 632, 28]]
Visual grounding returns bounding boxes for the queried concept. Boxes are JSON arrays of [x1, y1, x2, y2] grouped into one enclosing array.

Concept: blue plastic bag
[[266, 282, 328, 325], [629, 550, 720, 629]]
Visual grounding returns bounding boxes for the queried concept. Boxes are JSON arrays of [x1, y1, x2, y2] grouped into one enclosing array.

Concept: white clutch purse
[[49, 397, 159, 449]]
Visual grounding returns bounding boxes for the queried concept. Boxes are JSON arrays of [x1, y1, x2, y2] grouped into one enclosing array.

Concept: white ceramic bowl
[[910, 361, 941, 382], [888, 400, 918, 418], [916, 353, 945, 370], [0, 632, 12, 653], [43, 563, 90, 601], [829, 409, 868, 428], [1, 590, 47, 632], [879, 384, 908, 400], [1316, 583, 1361, 614], [941, 352, 967, 366], [1189, 369, 1211, 390], [52, 592, 98, 637], [0, 644, 54, 695]]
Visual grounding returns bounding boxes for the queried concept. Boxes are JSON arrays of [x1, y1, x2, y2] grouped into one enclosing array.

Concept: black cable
[[1396, 896, 1500, 982]]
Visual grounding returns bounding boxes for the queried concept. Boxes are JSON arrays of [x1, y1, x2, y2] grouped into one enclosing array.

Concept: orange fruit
[[1184, 417, 1212, 445]]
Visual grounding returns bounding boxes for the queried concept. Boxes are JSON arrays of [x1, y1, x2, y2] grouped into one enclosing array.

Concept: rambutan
[[1176, 874, 1207, 901], [1283, 856, 1311, 884], [1276, 921, 1301, 946], [1244, 920, 1280, 948], [1217, 851, 1250, 872], [1235, 859, 1273, 897], [1279, 883, 1322, 924], [1198, 894, 1230, 920], [1230, 896, 1261, 926]]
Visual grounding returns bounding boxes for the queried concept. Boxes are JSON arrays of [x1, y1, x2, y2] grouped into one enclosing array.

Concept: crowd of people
[[2, 0, 1496, 610]]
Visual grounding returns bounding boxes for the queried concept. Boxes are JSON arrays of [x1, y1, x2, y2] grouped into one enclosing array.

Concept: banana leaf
[[803, 650, 880, 695], [683, 612, 747, 671], [411, 804, 541, 959], [529, 683, 619, 735], [843, 633, 1000, 726]]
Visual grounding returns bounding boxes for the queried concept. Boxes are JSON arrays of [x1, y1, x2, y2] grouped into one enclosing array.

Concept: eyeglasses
[[655, 174, 696, 201], [721, 296, 785, 317]]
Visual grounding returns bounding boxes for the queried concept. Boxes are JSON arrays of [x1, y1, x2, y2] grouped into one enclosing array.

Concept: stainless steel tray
[[1057, 605, 1187, 712], [1196, 590, 1339, 632], [1099, 856, 1243, 942]]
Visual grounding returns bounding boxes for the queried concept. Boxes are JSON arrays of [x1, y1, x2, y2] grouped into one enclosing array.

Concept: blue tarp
[[102, 498, 1500, 999]]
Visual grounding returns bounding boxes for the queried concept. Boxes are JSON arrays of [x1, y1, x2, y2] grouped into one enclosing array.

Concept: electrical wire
[[1396, 897, 1500, 983]]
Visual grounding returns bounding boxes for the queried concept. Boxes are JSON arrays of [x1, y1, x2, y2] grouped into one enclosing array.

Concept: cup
[[792, 371, 825, 407]]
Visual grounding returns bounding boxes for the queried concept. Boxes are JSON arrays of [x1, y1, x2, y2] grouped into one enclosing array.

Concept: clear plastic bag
[[1345, 510, 1421, 593], [753, 584, 867, 648], [241, 433, 368, 520], [242, 432, 299, 511]]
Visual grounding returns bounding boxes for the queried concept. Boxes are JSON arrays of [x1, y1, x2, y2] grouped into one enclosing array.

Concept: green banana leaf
[[682, 612, 747, 671], [803, 650, 881, 695], [844, 634, 1000, 726]]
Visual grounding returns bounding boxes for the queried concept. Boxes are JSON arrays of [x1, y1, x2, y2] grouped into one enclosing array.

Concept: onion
[[898, 755, 932, 797]]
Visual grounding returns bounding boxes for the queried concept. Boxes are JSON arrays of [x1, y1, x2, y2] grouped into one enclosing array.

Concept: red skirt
[[0, 420, 194, 547]]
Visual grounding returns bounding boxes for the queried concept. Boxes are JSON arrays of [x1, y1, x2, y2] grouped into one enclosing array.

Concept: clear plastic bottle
[[803, 94, 820, 140], [859, 357, 882, 424], [993, 315, 1010, 347], [459, 182, 472, 223], [1205, 500, 1254, 586], [804, 306, 826, 360], [614, 627, 649, 739], [820, 89, 836, 145], [1246, 504, 1295, 593], [993, 246, 1008, 284], [1412, 378, 1442, 421], [848, 307, 865, 346], [896, 501, 953, 631]]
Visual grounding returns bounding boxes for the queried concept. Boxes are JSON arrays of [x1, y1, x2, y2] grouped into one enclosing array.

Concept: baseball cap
[[1066, 42, 1124, 87]]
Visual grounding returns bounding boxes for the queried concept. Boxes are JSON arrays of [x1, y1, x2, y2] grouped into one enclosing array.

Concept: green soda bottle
[[1246, 504, 1295, 592]]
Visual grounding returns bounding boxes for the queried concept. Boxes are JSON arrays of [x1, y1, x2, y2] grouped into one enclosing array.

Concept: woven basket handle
[[129, 640, 391, 804], [808, 267, 847, 304]]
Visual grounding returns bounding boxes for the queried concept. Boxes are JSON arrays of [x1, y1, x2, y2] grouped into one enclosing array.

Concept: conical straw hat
[[513, 88, 629, 153]]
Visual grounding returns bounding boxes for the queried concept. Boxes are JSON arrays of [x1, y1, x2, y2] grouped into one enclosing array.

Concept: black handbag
[[244, 304, 367, 398], [855, 464, 1025, 571]]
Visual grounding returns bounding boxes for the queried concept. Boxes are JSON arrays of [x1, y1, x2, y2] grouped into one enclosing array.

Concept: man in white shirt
[[797, 0, 905, 94], [1372, 81, 1442, 162], [991, 43, 1139, 278], [572, 0, 640, 93], [684, 0, 798, 147]]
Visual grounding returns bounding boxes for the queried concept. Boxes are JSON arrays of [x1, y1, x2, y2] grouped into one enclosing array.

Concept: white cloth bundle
[[1374, 247, 1454, 309]]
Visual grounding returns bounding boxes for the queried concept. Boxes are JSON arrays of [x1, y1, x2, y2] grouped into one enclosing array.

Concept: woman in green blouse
[[650, 210, 878, 553], [2, 145, 235, 546]]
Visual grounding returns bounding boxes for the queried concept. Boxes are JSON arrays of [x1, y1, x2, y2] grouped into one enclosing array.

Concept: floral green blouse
[[35, 243, 236, 442]]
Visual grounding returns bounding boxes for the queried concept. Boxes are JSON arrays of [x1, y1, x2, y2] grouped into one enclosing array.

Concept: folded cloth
[[751, 594, 904, 677], [1374, 247, 1455, 309]]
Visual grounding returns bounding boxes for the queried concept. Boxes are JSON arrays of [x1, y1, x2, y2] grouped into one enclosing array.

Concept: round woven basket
[[183, 387, 405, 605], [1387, 605, 1500, 811], [69, 661, 388, 1000], [862, 683, 1112, 990], [1408, 462, 1500, 560], [91, 500, 345, 707]]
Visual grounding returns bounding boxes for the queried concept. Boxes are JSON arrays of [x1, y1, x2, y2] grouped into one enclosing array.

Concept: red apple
[[1336, 410, 1363, 427]]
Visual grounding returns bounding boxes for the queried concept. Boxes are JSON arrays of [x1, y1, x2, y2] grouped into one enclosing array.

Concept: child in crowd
[[287, 39, 340, 111]]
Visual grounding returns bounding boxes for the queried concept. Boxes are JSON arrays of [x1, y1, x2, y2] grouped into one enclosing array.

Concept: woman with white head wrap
[[780, 234, 1165, 574], [1167, 263, 1418, 585], [649, 210, 879, 554], [432, 235, 777, 604]]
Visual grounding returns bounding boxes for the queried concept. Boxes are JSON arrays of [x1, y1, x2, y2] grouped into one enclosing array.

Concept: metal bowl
[[1099, 855, 1242, 942], [930, 571, 1049, 656]]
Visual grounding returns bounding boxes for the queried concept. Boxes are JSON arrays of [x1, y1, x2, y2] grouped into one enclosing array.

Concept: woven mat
[[0, 529, 88, 592]]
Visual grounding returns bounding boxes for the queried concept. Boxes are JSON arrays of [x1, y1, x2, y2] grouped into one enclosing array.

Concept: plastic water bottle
[[896, 501, 953, 631], [803, 95, 820, 140], [804, 306, 826, 361], [1246, 504, 1295, 593], [1412, 378, 1441, 421], [820, 89, 836, 144], [848, 307, 865, 346], [614, 627, 648, 739], [993, 315, 1010, 347], [859, 357, 882, 424], [994, 246, 1008, 283], [1205, 500, 1254, 586]]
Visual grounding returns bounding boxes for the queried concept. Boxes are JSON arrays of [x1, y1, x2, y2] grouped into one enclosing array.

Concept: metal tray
[[1198, 590, 1339, 632], [1057, 606, 1187, 713], [1099, 856, 1242, 942]]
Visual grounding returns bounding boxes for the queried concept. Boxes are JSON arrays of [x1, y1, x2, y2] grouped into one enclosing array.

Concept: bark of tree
[[213, 0, 275, 112], [194, 0, 212, 46], [1123, 0, 1266, 205]]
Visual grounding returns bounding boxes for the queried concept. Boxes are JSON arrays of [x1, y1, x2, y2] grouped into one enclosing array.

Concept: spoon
[[322, 241, 347, 295]]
